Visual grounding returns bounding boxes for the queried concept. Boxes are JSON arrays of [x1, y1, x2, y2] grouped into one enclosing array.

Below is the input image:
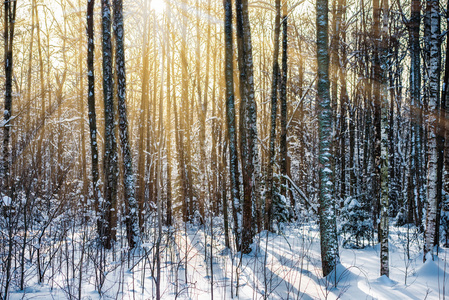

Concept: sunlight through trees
[[2, 0, 449, 298]]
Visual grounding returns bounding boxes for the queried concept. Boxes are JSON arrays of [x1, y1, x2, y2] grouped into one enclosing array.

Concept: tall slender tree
[[178, 6, 190, 222], [165, 1, 173, 227], [2, 1, 17, 298], [316, 0, 339, 277], [113, 0, 140, 248], [266, 0, 281, 232], [424, 0, 441, 262], [408, 0, 421, 226], [101, 0, 118, 248], [372, 0, 390, 277], [279, 0, 289, 203], [137, 0, 150, 229], [196, 0, 206, 224], [35, 1, 46, 177], [336, 0, 348, 202], [224, 0, 241, 250], [442, 2, 449, 230], [87, 0, 102, 236], [2, 0, 17, 187], [236, 0, 260, 253]]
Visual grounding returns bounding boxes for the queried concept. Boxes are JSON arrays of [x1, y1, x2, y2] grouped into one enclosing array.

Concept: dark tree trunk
[[2, 0, 16, 187], [87, 0, 102, 237], [236, 0, 259, 253], [266, 0, 281, 232], [113, 0, 140, 249], [101, 0, 118, 249], [280, 1, 289, 204], [224, 0, 242, 250], [408, 0, 421, 223], [2, 1, 17, 298], [372, 0, 390, 277]]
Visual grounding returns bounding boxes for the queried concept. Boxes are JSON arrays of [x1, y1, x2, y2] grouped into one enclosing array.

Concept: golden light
[[151, 0, 166, 14]]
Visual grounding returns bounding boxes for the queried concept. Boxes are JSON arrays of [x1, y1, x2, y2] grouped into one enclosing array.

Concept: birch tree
[[424, 0, 441, 262], [224, 0, 242, 250], [266, 0, 281, 232], [279, 0, 289, 202], [2, 1, 17, 297], [407, 0, 422, 225], [316, 0, 339, 277], [442, 2, 449, 231], [236, 0, 260, 253], [2, 0, 17, 187], [101, 0, 118, 248], [113, 0, 140, 248], [87, 0, 102, 236], [372, 0, 389, 277]]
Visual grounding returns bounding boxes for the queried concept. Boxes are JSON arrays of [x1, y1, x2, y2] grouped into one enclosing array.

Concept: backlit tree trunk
[[2, 0, 17, 187], [224, 0, 242, 250], [87, 0, 102, 236], [137, 1, 150, 229], [101, 0, 118, 248], [279, 0, 289, 202], [2, 1, 17, 297], [373, 0, 390, 277], [408, 0, 421, 225], [113, 0, 140, 249], [266, 0, 281, 232], [236, 0, 260, 253]]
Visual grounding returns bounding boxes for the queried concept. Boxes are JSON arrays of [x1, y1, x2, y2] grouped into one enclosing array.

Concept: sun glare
[[151, 0, 166, 14]]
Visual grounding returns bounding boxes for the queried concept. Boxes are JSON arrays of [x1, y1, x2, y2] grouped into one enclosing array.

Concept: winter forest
[[2, 0, 449, 298]]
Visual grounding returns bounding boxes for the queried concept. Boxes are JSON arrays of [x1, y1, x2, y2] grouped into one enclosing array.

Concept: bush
[[339, 196, 373, 249]]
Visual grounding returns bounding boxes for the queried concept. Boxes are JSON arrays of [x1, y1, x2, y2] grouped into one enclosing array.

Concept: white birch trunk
[[424, 0, 441, 262], [316, 0, 339, 277]]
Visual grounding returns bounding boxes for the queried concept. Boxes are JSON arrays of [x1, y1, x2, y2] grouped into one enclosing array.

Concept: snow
[[323, 167, 332, 174], [3, 222, 448, 299], [1, 195, 11, 206]]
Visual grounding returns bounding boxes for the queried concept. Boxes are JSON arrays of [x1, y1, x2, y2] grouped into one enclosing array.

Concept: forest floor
[[6, 220, 449, 299]]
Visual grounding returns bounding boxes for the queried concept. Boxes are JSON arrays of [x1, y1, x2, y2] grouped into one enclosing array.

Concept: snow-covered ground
[[5, 222, 449, 299]]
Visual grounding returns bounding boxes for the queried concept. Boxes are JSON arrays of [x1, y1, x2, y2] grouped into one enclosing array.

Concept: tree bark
[[408, 0, 421, 225], [87, 0, 102, 237], [2, 0, 17, 188], [373, 0, 390, 277], [224, 0, 242, 250], [280, 0, 289, 204], [266, 0, 281, 232], [442, 2, 449, 239], [101, 0, 118, 249], [2, 1, 17, 297], [316, 0, 340, 277], [337, 0, 348, 201], [424, 0, 441, 262], [113, 0, 140, 249], [236, 0, 259, 253]]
